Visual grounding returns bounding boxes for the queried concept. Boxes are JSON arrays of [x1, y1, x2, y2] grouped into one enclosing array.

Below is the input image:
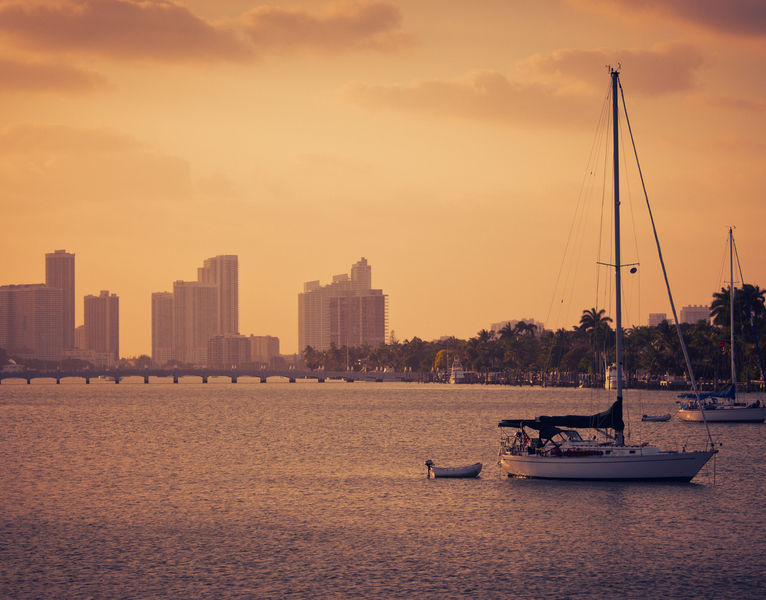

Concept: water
[[1, 381, 764, 599]]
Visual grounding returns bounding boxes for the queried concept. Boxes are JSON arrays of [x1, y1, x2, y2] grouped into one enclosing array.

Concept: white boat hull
[[678, 406, 766, 423], [499, 450, 714, 482], [430, 462, 482, 478]]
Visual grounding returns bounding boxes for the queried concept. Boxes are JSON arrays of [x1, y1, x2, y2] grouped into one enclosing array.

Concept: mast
[[729, 227, 737, 395], [611, 67, 624, 445]]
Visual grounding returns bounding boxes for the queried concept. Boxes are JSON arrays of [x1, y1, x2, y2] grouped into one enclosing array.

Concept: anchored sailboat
[[677, 228, 766, 423], [497, 68, 716, 481]]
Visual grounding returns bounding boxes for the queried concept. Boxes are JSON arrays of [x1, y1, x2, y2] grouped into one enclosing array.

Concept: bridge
[[0, 368, 421, 385]]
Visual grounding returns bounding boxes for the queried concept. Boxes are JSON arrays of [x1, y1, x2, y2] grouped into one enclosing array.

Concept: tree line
[[302, 285, 766, 385]]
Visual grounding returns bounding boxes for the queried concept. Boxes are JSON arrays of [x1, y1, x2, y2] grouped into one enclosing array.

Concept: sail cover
[[678, 384, 735, 401], [498, 398, 624, 432]]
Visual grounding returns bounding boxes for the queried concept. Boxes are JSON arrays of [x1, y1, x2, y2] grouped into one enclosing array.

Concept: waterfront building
[[298, 257, 387, 352], [173, 281, 217, 366], [0, 284, 63, 361], [197, 255, 238, 335], [490, 318, 545, 337], [207, 334, 251, 369], [250, 335, 280, 366], [84, 291, 119, 365], [45, 250, 75, 350], [151, 292, 174, 367], [648, 312, 667, 327], [680, 305, 710, 325]]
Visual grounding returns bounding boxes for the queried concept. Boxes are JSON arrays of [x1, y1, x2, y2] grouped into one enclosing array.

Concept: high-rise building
[[207, 334, 251, 369], [250, 335, 280, 365], [151, 292, 174, 367], [45, 250, 75, 350], [648, 313, 668, 327], [84, 290, 119, 364], [298, 257, 388, 352], [197, 255, 238, 335], [173, 281, 217, 365], [680, 305, 710, 325], [0, 284, 63, 361]]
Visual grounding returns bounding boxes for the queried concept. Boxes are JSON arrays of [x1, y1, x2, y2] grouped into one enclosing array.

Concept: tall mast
[[729, 227, 737, 393], [611, 68, 623, 413]]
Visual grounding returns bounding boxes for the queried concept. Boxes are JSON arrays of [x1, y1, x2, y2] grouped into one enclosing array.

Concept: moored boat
[[677, 228, 766, 423], [642, 414, 671, 422], [425, 460, 482, 478], [497, 68, 716, 482]]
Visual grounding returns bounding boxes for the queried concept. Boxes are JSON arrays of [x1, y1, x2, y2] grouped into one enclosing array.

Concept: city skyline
[[1, 1, 765, 357]]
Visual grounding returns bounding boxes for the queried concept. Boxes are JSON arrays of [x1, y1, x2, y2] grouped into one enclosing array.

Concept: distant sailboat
[[677, 227, 766, 423], [497, 68, 716, 481]]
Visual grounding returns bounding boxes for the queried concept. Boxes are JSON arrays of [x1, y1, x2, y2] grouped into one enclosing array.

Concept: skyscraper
[[0, 284, 63, 361], [298, 258, 388, 352], [84, 290, 119, 364], [151, 292, 174, 366], [45, 249, 75, 350], [197, 255, 238, 335], [173, 280, 217, 365]]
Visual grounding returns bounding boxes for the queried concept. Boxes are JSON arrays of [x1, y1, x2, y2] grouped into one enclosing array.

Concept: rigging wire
[[617, 78, 715, 448], [544, 82, 611, 333], [732, 233, 766, 381]]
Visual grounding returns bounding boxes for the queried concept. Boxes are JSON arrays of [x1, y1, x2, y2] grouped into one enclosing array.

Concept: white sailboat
[[677, 227, 766, 423], [498, 68, 716, 481]]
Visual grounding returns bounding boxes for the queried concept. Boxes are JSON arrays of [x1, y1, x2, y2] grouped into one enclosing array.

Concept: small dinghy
[[425, 460, 482, 478], [642, 414, 671, 422]]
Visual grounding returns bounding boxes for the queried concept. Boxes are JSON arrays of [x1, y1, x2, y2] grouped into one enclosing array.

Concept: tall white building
[[648, 313, 667, 327], [198, 255, 238, 335], [45, 249, 75, 350], [298, 258, 388, 352], [0, 284, 63, 361], [173, 281, 217, 365], [84, 290, 119, 364], [151, 292, 174, 366], [680, 305, 710, 325]]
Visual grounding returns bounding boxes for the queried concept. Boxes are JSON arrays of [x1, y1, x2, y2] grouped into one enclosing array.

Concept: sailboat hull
[[499, 449, 715, 482], [678, 406, 766, 423]]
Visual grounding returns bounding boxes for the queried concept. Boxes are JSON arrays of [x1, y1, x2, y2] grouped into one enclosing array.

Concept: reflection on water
[[1, 383, 764, 599]]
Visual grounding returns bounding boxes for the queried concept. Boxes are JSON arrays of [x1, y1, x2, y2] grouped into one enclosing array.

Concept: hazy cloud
[[242, 1, 412, 54], [0, 0, 249, 61], [571, 0, 766, 37], [0, 57, 106, 92], [347, 70, 593, 127], [0, 124, 191, 210], [0, 123, 142, 155], [520, 43, 705, 95]]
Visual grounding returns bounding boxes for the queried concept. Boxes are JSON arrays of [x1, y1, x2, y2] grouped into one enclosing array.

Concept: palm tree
[[579, 308, 613, 381]]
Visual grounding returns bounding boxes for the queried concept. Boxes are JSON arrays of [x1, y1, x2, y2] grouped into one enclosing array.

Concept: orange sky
[[1, 0, 765, 357]]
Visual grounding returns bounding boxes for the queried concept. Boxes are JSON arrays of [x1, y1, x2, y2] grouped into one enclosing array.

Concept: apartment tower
[[0, 284, 63, 361], [298, 257, 387, 352], [84, 290, 119, 363], [151, 292, 174, 366], [197, 255, 238, 335], [45, 249, 75, 350]]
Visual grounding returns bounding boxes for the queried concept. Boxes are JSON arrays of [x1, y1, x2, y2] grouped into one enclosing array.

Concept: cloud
[[0, 57, 106, 92], [242, 1, 412, 54], [571, 0, 766, 37], [0, 124, 191, 211], [347, 70, 593, 127], [347, 42, 706, 126], [0, 0, 249, 61], [520, 43, 705, 95]]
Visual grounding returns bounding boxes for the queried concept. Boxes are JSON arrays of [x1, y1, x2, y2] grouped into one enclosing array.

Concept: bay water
[[1, 380, 764, 599]]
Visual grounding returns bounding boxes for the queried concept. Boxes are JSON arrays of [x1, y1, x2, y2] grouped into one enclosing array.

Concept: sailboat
[[677, 227, 766, 423], [497, 68, 716, 481]]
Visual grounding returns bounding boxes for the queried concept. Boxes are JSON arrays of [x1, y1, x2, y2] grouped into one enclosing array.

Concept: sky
[[1, 0, 766, 357]]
